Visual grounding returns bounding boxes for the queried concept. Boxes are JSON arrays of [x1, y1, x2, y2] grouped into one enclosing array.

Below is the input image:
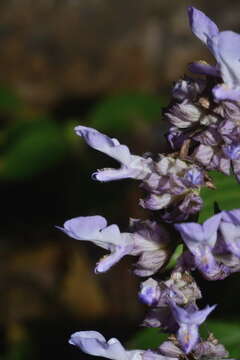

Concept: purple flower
[[69, 331, 142, 359], [140, 156, 205, 221], [75, 126, 152, 181], [175, 214, 224, 280], [222, 143, 240, 160], [139, 278, 161, 306], [220, 209, 240, 258], [58, 215, 134, 273], [58, 216, 171, 276], [69, 331, 177, 360], [188, 7, 240, 101], [139, 272, 201, 308], [169, 301, 216, 354]]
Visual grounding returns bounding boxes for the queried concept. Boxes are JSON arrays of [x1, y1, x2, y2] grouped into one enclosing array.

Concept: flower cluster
[[58, 7, 240, 360], [166, 7, 240, 182]]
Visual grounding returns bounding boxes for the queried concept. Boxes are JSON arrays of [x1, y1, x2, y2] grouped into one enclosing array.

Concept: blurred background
[[1, 0, 240, 359]]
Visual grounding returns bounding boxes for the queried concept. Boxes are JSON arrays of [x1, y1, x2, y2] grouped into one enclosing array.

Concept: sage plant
[[58, 7, 240, 359]]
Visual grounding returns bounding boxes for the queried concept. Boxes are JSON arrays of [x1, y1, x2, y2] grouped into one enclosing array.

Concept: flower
[[69, 331, 178, 360], [75, 125, 152, 181], [220, 209, 240, 258], [139, 272, 201, 307], [58, 216, 171, 276], [140, 156, 205, 221], [169, 301, 216, 354], [188, 7, 240, 102], [175, 214, 227, 280]]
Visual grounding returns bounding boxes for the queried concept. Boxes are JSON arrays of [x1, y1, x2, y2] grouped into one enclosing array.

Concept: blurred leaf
[[88, 93, 167, 133], [128, 320, 240, 356], [5, 341, 33, 360], [1, 118, 68, 180], [0, 86, 23, 114], [128, 328, 167, 350], [199, 171, 239, 222]]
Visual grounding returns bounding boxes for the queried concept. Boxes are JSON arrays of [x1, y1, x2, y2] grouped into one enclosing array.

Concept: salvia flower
[[220, 209, 240, 258], [175, 214, 228, 280], [61, 6, 240, 360], [169, 301, 216, 354], [188, 7, 240, 102], [69, 331, 178, 360], [58, 216, 172, 276], [75, 125, 153, 181], [140, 156, 206, 221]]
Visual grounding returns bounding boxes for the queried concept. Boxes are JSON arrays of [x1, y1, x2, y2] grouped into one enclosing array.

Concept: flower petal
[[188, 7, 219, 51], [58, 215, 107, 242], [69, 331, 131, 360]]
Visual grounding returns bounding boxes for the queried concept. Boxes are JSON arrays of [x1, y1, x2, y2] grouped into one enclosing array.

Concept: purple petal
[[177, 323, 199, 354], [92, 166, 145, 182], [222, 143, 240, 160], [212, 31, 240, 88], [188, 61, 219, 76], [59, 217, 135, 273], [169, 301, 216, 353], [58, 215, 107, 241], [221, 209, 240, 225], [188, 7, 219, 51], [75, 126, 152, 182], [139, 278, 160, 306], [183, 168, 204, 187], [95, 242, 132, 273], [69, 331, 141, 360], [220, 222, 240, 258], [213, 84, 240, 101], [75, 126, 131, 164], [203, 213, 222, 247]]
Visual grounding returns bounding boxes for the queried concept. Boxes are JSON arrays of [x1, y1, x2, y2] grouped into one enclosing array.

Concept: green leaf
[[199, 171, 239, 222], [88, 93, 167, 134], [166, 244, 183, 270], [1, 118, 68, 180], [127, 328, 167, 350]]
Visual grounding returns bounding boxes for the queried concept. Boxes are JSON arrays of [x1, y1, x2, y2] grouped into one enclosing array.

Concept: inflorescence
[[58, 7, 240, 360]]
